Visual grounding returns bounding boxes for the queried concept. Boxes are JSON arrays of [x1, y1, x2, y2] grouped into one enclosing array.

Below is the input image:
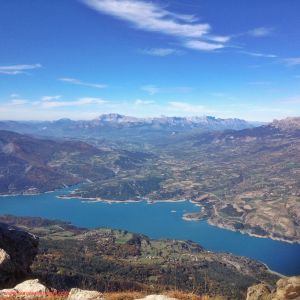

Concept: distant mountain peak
[[95, 114, 139, 123], [271, 117, 300, 130], [92, 114, 251, 126], [0, 114, 260, 139]]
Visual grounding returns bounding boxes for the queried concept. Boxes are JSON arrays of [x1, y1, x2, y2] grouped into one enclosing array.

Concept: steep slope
[[0, 130, 156, 195], [159, 118, 300, 242], [0, 130, 102, 194]]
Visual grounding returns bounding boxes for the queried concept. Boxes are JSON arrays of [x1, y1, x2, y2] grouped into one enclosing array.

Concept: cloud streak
[[135, 99, 155, 105], [140, 48, 182, 56], [239, 51, 277, 58], [82, 0, 229, 51], [41, 95, 62, 101], [248, 27, 273, 37], [0, 64, 41, 75], [40, 97, 107, 108], [9, 99, 29, 105], [83, 0, 209, 38], [185, 40, 224, 51], [141, 85, 192, 95], [59, 77, 107, 88]]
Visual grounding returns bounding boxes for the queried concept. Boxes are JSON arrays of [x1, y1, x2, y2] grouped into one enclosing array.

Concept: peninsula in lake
[[1, 116, 299, 244]]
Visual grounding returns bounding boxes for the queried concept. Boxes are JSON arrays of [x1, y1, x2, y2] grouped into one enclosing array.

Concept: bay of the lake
[[0, 188, 299, 276]]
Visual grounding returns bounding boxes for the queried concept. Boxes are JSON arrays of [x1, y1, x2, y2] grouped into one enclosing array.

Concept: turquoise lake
[[0, 188, 299, 276]]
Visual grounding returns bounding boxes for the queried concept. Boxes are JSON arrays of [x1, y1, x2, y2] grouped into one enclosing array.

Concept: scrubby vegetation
[[0, 216, 278, 300]]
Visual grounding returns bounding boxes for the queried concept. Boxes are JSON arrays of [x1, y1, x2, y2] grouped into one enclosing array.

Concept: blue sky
[[0, 0, 299, 121]]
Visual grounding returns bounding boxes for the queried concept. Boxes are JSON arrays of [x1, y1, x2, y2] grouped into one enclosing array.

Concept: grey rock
[[273, 276, 300, 300], [246, 283, 271, 300], [0, 279, 52, 299], [247, 276, 300, 300], [67, 288, 103, 300], [0, 223, 38, 288]]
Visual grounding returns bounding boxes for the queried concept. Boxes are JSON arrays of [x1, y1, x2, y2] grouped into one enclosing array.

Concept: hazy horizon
[[0, 112, 270, 123]]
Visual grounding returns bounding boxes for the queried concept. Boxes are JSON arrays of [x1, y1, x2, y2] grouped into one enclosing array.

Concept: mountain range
[[0, 114, 260, 143], [0, 117, 299, 243]]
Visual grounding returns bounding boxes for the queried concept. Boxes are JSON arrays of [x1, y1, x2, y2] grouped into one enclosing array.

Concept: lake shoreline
[[2, 188, 300, 246], [183, 213, 300, 245], [59, 193, 300, 245], [1, 189, 300, 276]]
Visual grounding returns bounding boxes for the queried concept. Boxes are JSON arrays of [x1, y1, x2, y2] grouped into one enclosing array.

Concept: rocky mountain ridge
[[0, 114, 258, 143], [271, 117, 300, 131]]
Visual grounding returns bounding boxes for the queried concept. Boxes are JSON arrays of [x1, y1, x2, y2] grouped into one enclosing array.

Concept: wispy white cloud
[[59, 77, 107, 88], [284, 57, 300, 66], [248, 27, 273, 37], [82, 0, 229, 51], [41, 95, 62, 101], [135, 99, 155, 105], [184, 40, 224, 51], [140, 48, 182, 57], [6, 94, 29, 105], [141, 85, 192, 95], [41, 97, 107, 108], [82, 0, 209, 38], [9, 99, 29, 105], [231, 27, 274, 42], [10, 94, 20, 98], [0, 64, 41, 75], [206, 35, 231, 43], [239, 51, 277, 58]]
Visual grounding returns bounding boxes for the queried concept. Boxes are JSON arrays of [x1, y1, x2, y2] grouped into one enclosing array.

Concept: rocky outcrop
[[273, 277, 300, 300], [0, 279, 52, 298], [0, 223, 38, 288], [67, 288, 103, 300], [246, 283, 271, 300], [271, 117, 300, 131], [246, 276, 300, 300]]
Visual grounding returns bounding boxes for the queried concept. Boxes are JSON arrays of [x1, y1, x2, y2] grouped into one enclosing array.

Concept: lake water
[[0, 188, 299, 276]]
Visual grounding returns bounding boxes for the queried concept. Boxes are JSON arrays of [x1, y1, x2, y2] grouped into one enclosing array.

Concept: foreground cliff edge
[[0, 215, 291, 300]]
